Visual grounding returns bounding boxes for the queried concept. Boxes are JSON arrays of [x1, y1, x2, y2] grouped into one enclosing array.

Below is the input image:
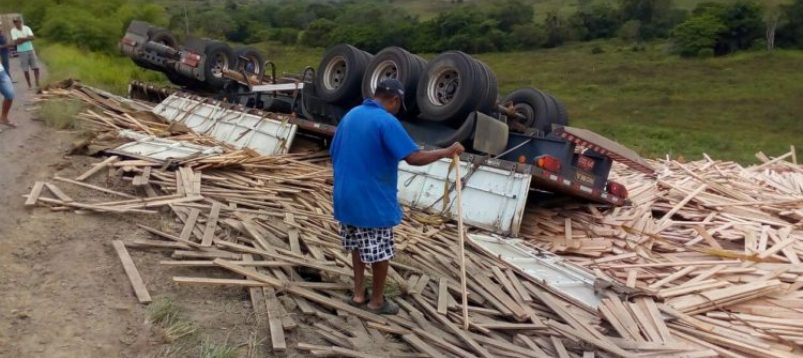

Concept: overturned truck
[[120, 21, 654, 236]]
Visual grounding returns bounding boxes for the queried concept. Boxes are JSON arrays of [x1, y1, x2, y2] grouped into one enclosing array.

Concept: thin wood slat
[[111, 240, 151, 304]]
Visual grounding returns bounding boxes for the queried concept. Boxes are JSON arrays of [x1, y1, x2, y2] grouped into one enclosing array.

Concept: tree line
[[4, 0, 803, 57]]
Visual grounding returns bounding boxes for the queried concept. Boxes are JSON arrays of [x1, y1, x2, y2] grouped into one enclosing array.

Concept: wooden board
[[111, 240, 152, 303]]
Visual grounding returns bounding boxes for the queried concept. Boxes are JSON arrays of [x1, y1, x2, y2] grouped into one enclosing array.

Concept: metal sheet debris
[[398, 159, 532, 236], [468, 233, 603, 311], [152, 94, 297, 156], [113, 130, 224, 161]]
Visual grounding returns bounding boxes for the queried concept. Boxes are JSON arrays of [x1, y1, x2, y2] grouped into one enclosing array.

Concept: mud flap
[[152, 94, 297, 155], [398, 159, 531, 236], [472, 112, 509, 155]]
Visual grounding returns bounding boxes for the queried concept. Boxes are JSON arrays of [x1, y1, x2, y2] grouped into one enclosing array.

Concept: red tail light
[[535, 155, 561, 172], [607, 181, 628, 199], [182, 52, 201, 67]]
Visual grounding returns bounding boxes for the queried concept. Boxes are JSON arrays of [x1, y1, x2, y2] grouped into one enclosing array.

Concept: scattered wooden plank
[[179, 208, 200, 242], [24, 181, 46, 206], [111, 240, 152, 304], [437, 277, 449, 315], [76, 155, 118, 181], [201, 202, 221, 247], [43, 183, 74, 203]]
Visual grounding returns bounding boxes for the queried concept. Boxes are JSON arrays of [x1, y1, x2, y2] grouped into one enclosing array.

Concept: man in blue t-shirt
[[0, 25, 12, 82], [330, 79, 464, 315]]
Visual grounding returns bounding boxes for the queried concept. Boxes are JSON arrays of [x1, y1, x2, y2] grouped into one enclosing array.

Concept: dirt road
[[0, 64, 261, 357]]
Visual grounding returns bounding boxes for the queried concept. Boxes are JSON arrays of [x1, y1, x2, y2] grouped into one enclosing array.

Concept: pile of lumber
[[26, 82, 803, 357], [519, 148, 803, 356]]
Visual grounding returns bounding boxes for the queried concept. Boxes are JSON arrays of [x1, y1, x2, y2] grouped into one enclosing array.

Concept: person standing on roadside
[[0, 23, 12, 83], [0, 60, 15, 130], [10, 17, 39, 90], [330, 79, 465, 315]]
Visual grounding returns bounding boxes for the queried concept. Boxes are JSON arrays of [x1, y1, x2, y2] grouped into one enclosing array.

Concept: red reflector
[[182, 52, 201, 67], [607, 181, 628, 199], [121, 37, 137, 46], [535, 155, 561, 173]]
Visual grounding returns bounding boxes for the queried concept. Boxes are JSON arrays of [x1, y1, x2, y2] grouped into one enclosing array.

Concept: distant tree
[[301, 19, 337, 48], [489, 0, 535, 32], [764, 0, 784, 50], [570, 3, 622, 40], [777, 0, 803, 48], [688, 1, 763, 55], [671, 14, 726, 57], [619, 0, 685, 39], [510, 23, 547, 50], [544, 11, 569, 47], [618, 20, 642, 41]]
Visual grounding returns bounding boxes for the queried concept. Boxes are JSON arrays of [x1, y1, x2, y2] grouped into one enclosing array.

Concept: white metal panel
[[468, 233, 603, 311], [398, 159, 531, 236], [114, 130, 224, 161], [250, 82, 304, 92], [152, 94, 297, 156]]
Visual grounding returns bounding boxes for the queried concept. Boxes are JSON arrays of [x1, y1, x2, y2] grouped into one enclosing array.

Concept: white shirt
[[10, 25, 34, 52]]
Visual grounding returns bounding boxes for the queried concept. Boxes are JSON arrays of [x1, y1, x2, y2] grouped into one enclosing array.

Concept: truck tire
[[133, 29, 177, 71], [361, 47, 427, 115], [416, 51, 484, 124], [315, 44, 373, 105], [547, 94, 569, 126], [148, 29, 178, 49], [474, 59, 498, 115], [202, 41, 235, 89], [503, 87, 555, 134], [234, 47, 266, 78]]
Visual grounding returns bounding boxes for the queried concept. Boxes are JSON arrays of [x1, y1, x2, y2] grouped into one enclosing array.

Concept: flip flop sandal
[[344, 288, 369, 307], [366, 297, 400, 315]]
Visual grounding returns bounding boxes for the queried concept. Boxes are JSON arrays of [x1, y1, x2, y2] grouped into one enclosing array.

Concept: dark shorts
[[340, 224, 395, 264]]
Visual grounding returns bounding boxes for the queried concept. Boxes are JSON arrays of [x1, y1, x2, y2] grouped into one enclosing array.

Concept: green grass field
[[38, 42, 167, 94], [38, 40, 802, 164]]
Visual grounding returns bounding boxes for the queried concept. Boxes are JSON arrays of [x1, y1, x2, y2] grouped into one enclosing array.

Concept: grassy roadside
[[37, 40, 801, 163], [37, 42, 167, 95]]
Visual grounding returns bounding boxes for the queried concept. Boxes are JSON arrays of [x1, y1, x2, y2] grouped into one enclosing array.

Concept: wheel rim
[[369, 60, 399, 94], [210, 51, 230, 78], [513, 103, 535, 127], [239, 54, 261, 75], [426, 67, 460, 107], [323, 55, 347, 91]]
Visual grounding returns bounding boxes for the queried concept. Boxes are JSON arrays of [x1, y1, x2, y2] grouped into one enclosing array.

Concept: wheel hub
[[513, 103, 535, 126], [369, 60, 399, 94], [427, 68, 460, 106], [210, 52, 230, 78], [323, 56, 347, 91]]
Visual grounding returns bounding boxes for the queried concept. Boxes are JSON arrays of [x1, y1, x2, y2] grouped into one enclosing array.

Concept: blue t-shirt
[[0, 34, 9, 62], [330, 99, 419, 228]]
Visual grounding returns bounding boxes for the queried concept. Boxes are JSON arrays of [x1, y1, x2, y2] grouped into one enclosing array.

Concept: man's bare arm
[[404, 142, 465, 166]]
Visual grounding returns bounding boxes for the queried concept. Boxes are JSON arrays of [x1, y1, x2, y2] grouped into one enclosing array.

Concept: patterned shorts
[[340, 224, 395, 264]]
